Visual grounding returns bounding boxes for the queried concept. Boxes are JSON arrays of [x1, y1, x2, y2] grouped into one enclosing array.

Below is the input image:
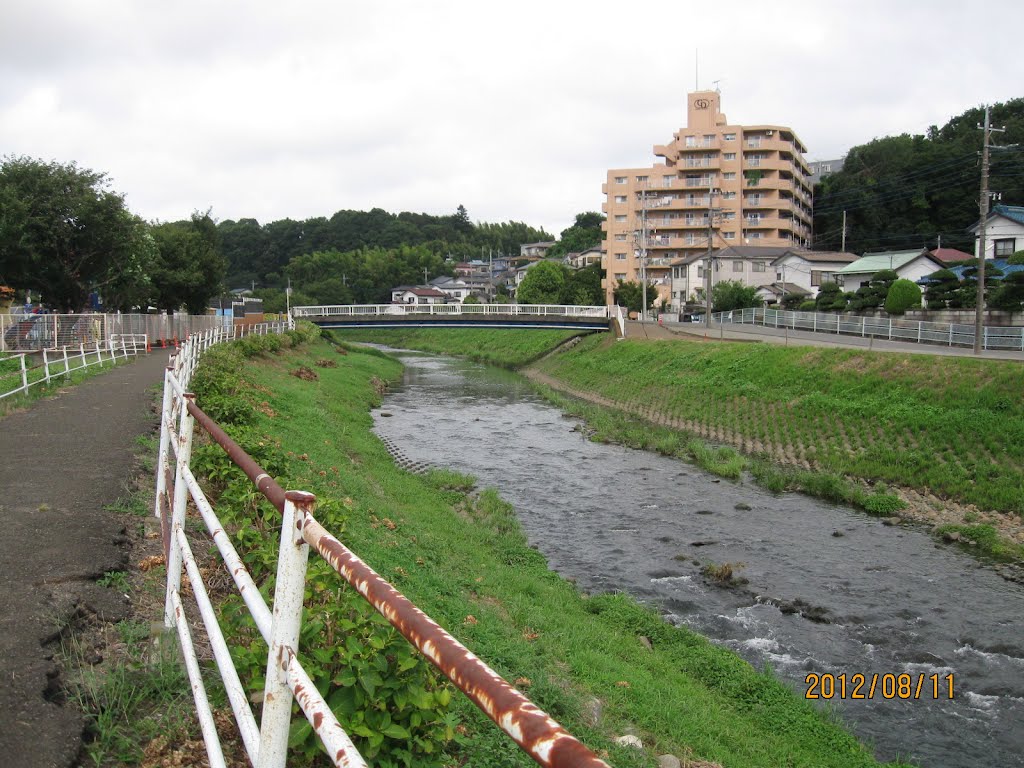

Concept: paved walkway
[[0, 351, 170, 768]]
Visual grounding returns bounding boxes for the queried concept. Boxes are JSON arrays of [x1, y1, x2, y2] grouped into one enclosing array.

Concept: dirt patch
[[291, 365, 319, 381]]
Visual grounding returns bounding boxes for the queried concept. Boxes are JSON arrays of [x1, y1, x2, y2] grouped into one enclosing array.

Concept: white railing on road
[[713, 307, 1024, 352], [292, 303, 610, 319]]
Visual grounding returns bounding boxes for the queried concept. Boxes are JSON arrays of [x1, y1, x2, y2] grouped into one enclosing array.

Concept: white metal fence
[[0, 312, 232, 353], [293, 303, 610, 319], [156, 322, 609, 768], [0, 336, 148, 402], [713, 307, 1024, 351]]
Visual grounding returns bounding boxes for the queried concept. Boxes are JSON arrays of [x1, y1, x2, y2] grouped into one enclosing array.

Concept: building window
[[994, 238, 1016, 257], [723, 172, 736, 180], [723, 232, 735, 240], [685, 135, 697, 147], [724, 152, 736, 161], [724, 133, 736, 141], [721, 211, 736, 220], [614, 176, 627, 183], [615, 273, 626, 281], [615, 214, 627, 222], [662, 175, 676, 187], [615, 253, 626, 260], [733, 261, 744, 272], [704, 135, 715, 144], [752, 261, 766, 272], [636, 175, 648, 183], [614, 233, 627, 241], [811, 270, 834, 286], [697, 266, 704, 278], [721, 191, 736, 199], [614, 195, 627, 203], [748, 232, 762, 240]]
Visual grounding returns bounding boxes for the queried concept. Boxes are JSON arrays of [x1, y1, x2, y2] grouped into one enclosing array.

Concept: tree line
[[812, 97, 1024, 254], [0, 155, 561, 313]]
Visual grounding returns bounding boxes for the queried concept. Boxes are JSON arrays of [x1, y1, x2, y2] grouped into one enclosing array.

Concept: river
[[370, 349, 1024, 768]]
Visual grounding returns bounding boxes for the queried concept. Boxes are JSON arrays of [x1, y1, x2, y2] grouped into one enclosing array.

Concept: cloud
[[2, 0, 1023, 236]]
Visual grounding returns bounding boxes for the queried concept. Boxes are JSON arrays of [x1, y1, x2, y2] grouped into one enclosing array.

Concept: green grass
[[184, 337, 903, 767]]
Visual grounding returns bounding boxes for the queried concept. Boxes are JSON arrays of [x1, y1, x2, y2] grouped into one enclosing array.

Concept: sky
[[3, 0, 1023, 238]]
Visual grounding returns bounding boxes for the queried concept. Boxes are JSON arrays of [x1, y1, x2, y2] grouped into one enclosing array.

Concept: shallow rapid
[[371, 350, 1024, 768]]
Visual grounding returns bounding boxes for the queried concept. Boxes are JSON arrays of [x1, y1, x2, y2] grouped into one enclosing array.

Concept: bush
[[884, 279, 922, 315], [798, 300, 818, 312]]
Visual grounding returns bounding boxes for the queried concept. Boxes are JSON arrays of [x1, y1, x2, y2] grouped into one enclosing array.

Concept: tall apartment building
[[601, 90, 813, 308]]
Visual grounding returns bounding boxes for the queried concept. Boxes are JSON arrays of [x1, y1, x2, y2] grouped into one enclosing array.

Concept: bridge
[[292, 304, 624, 334]]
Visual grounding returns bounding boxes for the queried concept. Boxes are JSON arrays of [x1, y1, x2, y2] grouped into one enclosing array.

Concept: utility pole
[[841, 210, 847, 252], [704, 188, 720, 329], [639, 187, 648, 322], [423, 267, 428, 285], [974, 106, 1005, 354]]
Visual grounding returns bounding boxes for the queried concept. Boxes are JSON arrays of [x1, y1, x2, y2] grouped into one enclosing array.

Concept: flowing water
[[370, 350, 1024, 768]]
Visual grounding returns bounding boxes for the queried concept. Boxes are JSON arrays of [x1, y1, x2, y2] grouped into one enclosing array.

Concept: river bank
[[180, 335, 897, 767], [335, 328, 1024, 566]]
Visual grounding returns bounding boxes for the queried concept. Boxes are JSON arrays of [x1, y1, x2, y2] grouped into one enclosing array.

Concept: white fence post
[[256, 491, 314, 768], [19, 354, 28, 395], [154, 366, 175, 530], [165, 392, 197, 628]]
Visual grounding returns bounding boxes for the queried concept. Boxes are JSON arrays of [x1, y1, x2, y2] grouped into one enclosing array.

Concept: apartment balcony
[[680, 138, 717, 150], [682, 156, 720, 169]]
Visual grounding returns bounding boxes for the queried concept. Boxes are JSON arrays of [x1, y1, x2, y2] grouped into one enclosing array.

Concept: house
[[771, 249, 859, 299], [833, 249, 944, 293], [969, 204, 1024, 259], [520, 241, 556, 260], [668, 246, 857, 311], [390, 287, 448, 305], [428, 276, 471, 304], [755, 282, 810, 306], [566, 247, 603, 270]]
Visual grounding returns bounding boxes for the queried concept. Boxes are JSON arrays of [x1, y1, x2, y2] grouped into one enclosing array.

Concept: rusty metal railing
[[155, 323, 611, 767]]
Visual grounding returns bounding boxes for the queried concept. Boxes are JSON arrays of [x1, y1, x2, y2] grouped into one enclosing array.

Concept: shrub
[[798, 300, 818, 312], [884, 279, 922, 315], [862, 492, 906, 515]]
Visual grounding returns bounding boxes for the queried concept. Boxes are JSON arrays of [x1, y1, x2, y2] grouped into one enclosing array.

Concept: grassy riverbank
[[335, 328, 1024, 563], [187, 335, 898, 767]]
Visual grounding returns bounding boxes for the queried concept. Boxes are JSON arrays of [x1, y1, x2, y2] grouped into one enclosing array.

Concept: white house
[[969, 204, 1024, 259], [833, 249, 944, 293], [390, 286, 448, 305], [566, 247, 603, 270], [520, 241, 556, 259], [428, 276, 471, 303], [771, 249, 859, 300]]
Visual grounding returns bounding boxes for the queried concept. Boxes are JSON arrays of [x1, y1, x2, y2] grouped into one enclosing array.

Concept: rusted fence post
[[256, 491, 315, 768]]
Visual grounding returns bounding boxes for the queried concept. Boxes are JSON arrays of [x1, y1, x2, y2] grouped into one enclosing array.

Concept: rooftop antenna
[[695, 49, 699, 90], [712, 78, 723, 94]]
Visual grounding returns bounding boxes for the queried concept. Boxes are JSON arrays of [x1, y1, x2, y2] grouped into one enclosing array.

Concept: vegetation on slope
[[181, 333, 896, 767]]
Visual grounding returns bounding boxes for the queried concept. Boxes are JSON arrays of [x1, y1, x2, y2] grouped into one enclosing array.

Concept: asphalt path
[[0, 351, 170, 768]]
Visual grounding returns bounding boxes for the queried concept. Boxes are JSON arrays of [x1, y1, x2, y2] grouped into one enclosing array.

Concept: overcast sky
[[3, 0, 1022, 237]]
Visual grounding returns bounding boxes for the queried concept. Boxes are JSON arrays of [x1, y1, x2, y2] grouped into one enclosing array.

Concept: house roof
[[711, 245, 794, 260], [756, 282, 810, 298], [929, 247, 974, 264], [936, 258, 1024, 282], [775, 250, 859, 264], [395, 287, 447, 298], [969, 204, 1024, 231], [835, 249, 931, 275]]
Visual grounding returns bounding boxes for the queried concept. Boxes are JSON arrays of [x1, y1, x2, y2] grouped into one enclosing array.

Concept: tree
[[815, 281, 846, 312], [613, 280, 656, 314], [516, 260, 569, 304], [546, 212, 605, 260], [884, 278, 922, 314], [150, 211, 227, 314], [849, 269, 897, 311], [922, 268, 962, 309], [711, 280, 760, 312], [0, 156, 153, 311], [560, 263, 604, 305], [990, 271, 1024, 311]]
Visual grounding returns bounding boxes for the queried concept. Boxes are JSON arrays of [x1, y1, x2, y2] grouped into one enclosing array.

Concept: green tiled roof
[[835, 250, 926, 274]]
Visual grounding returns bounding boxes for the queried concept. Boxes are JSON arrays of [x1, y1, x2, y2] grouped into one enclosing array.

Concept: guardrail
[[714, 307, 1024, 351], [155, 323, 610, 768], [0, 336, 147, 402], [293, 303, 610, 319]]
